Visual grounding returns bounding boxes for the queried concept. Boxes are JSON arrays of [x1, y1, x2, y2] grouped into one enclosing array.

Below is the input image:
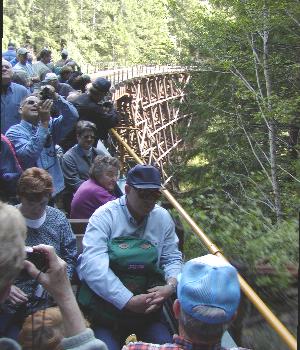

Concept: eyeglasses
[[25, 99, 39, 105], [81, 134, 95, 140], [133, 187, 162, 200]]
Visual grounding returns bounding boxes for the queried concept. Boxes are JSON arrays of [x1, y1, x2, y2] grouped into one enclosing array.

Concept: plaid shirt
[[122, 335, 250, 350]]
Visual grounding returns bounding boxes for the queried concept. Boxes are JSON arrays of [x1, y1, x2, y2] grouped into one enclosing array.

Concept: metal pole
[[110, 128, 297, 350]]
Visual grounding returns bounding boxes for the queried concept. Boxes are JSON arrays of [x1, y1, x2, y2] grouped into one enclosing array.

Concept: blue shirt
[[2, 48, 16, 62], [13, 61, 35, 77], [13, 62, 37, 92], [77, 195, 182, 310], [6, 96, 79, 195], [1, 82, 29, 133], [9, 57, 18, 67]]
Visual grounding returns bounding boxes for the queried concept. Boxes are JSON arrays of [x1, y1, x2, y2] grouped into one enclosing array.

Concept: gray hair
[[179, 306, 229, 343], [89, 155, 119, 181], [0, 202, 27, 295], [2, 58, 12, 68]]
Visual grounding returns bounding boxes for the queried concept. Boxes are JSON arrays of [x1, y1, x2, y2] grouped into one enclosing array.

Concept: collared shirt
[[2, 48, 16, 62], [6, 96, 79, 195], [77, 195, 182, 309], [62, 144, 105, 193], [122, 335, 250, 350], [32, 61, 52, 80], [1, 82, 29, 133], [13, 62, 38, 92], [13, 62, 36, 77]]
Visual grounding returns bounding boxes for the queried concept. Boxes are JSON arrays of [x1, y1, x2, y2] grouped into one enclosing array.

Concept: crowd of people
[[1, 42, 120, 211], [1, 43, 247, 350]]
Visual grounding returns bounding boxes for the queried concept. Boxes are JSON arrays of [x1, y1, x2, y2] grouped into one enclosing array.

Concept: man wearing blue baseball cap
[[77, 164, 183, 350], [122, 254, 249, 350]]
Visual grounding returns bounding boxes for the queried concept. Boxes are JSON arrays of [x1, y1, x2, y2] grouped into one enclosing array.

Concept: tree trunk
[[263, 7, 282, 221]]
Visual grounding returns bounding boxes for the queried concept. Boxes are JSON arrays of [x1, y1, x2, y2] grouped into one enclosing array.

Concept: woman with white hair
[[70, 155, 119, 219]]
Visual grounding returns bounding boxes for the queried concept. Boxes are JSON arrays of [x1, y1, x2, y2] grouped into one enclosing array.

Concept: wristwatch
[[167, 281, 177, 293]]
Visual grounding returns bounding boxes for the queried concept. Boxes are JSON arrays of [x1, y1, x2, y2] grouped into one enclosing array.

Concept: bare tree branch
[[285, 9, 300, 27], [249, 33, 264, 99], [237, 114, 273, 185]]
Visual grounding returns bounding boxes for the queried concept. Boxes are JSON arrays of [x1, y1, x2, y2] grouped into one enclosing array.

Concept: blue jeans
[[93, 313, 172, 350]]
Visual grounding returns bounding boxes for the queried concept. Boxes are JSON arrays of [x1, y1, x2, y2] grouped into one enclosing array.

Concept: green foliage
[[3, 0, 177, 66], [168, 0, 299, 293], [179, 191, 298, 291]]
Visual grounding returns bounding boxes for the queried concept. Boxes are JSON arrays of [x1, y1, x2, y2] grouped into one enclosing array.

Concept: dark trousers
[[93, 312, 172, 350]]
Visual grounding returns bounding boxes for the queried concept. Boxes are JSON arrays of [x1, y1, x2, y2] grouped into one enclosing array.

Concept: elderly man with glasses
[[5, 87, 79, 204], [77, 164, 183, 350]]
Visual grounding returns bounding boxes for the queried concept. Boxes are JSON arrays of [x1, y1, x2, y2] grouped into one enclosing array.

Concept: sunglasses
[[25, 99, 39, 105], [81, 134, 95, 140], [133, 187, 162, 200]]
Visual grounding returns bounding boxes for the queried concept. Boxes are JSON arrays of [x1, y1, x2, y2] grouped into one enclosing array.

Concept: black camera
[[39, 86, 53, 101], [18, 247, 49, 280], [25, 247, 49, 272], [102, 101, 113, 108]]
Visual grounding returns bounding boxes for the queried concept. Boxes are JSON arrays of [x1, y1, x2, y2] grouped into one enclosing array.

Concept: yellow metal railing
[[111, 128, 297, 350]]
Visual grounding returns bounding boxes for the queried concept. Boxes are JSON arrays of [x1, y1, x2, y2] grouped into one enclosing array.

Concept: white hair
[[179, 306, 229, 342], [2, 58, 13, 68], [0, 202, 27, 294]]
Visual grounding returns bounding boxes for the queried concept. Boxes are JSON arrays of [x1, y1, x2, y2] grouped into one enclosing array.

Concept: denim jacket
[[6, 96, 79, 195]]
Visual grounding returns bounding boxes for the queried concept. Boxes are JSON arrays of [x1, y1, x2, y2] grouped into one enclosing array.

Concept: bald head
[[2, 59, 13, 86]]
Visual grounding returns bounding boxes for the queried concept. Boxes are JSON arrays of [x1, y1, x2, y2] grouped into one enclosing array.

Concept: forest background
[[3, 0, 299, 349]]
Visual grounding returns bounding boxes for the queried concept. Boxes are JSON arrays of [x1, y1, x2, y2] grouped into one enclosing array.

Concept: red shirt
[[122, 335, 250, 350]]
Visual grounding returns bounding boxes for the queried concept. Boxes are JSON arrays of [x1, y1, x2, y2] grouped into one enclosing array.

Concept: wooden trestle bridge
[[86, 66, 297, 350], [91, 66, 191, 187]]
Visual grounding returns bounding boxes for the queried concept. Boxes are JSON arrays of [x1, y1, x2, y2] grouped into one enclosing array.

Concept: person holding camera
[[0, 201, 107, 350], [0, 167, 77, 340], [5, 85, 79, 204], [59, 77, 119, 152]]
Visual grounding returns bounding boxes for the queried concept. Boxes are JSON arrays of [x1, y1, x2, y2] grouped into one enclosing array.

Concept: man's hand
[[145, 285, 174, 313], [125, 292, 158, 314], [38, 99, 53, 126], [7, 285, 28, 305], [41, 84, 59, 100], [31, 76, 40, 83], [24, 244, 71, 303]]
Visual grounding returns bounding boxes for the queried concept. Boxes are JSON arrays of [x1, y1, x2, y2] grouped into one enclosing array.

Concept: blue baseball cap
[[177, 254, 240, 324], [127, 164, 161, 189]]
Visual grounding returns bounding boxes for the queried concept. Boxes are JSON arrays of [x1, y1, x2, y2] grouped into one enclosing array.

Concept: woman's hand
[[24, 244, 71, 302], [7, 285, 28, 305]]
